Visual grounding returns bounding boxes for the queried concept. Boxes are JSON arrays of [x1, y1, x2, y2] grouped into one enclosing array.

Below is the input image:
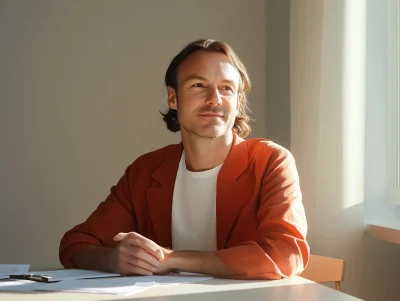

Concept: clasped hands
[[108, 232, 173, 276]]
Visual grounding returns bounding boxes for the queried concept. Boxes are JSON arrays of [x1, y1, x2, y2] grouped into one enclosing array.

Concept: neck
[[181, 131, 234, 172]]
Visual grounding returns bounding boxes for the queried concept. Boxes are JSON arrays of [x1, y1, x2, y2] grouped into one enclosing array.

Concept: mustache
[[197, 107, 227, 116]]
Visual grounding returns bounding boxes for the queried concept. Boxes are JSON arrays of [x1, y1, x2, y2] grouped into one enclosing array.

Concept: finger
[[123, 233, 164, 261], [123, 263, 154, 276], [119, 253, 157, 273], [127, 255, 158, 273], [113, 232, 128, 242], [127, 246, 160, 268]]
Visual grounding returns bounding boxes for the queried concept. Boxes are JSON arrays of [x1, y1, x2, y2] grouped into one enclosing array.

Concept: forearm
[[166, 251, 234, 278], [70, 245, 113, 272]]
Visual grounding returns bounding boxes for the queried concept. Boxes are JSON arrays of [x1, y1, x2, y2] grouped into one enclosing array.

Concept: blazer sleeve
[[59, 166, 136, 268], [216, 148, 310, 279]]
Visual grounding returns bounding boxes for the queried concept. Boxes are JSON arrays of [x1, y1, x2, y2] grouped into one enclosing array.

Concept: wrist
[[163, 249, 179, 270], [99, 247, 114, 272]]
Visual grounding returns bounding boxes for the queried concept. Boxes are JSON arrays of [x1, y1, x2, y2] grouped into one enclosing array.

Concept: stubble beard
[[176, 95, 235, 139], [180, 115, 236, 139]]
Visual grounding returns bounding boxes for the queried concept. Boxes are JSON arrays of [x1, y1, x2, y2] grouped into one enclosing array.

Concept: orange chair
[[300, 254, 345, 291]]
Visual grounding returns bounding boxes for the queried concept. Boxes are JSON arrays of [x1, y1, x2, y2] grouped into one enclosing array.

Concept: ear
[[167, 86, 178, 110]]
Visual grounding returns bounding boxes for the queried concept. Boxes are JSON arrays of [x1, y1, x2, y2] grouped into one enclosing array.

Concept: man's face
[[168, 51, 241, 139]]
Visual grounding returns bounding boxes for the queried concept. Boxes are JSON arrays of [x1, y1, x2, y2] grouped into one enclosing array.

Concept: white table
[[0, 276, 363, 301]]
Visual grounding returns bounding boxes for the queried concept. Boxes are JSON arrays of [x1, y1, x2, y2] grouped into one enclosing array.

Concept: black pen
[[9, 273, 52, 282]]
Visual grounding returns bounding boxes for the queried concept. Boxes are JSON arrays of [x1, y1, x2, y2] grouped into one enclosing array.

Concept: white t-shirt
[[171, 152, 222, 251]]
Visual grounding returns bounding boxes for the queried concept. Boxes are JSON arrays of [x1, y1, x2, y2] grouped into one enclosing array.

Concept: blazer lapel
[[216, 134, 249, 249], [145, 134, 249, 250], [146, 143, 182, 248]]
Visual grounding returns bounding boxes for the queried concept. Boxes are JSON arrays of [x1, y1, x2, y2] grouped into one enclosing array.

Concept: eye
[[192, 83, 204, 88], [221, 86, 233, 91]]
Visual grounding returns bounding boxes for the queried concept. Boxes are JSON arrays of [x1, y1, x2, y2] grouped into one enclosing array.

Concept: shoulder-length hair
[[161, 39, 253, 138]]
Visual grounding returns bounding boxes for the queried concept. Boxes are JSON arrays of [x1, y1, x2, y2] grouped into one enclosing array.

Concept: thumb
[[113, 232, 129, 242]]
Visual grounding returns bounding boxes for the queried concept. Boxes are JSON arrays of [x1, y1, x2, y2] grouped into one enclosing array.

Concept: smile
[[199, 114, 224, 118]]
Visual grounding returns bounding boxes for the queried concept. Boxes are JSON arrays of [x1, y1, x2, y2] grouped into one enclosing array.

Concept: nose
[[205, 86, 222, 106]]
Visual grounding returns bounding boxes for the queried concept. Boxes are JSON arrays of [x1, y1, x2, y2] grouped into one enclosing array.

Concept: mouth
[[199, 113, 224, 118]]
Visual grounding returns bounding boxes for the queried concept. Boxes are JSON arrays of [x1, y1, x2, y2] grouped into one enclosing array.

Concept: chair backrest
[[300, 254, 345, 291]]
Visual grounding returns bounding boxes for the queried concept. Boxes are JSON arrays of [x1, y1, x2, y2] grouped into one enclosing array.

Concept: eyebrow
[[182, 75, 237, 88]]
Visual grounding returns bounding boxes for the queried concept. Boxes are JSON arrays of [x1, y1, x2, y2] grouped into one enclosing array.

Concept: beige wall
[[265, 0, 291, 149], [0, 0, 266, 269]]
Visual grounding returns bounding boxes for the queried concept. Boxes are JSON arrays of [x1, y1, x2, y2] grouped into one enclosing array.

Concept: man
[[59, 39, 309, 280]]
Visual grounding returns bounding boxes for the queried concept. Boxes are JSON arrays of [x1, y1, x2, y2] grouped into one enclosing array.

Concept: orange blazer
[[59, 134, 309, 280]]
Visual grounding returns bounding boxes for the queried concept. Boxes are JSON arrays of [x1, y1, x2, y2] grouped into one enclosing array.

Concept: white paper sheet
[[0, 264, 30, 279], [0, 280, 45, 292], [28, 269, 120, 282], [38, 278, 149, 295], [38, 275, 213, 295], [171, 271, 211, 276]]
